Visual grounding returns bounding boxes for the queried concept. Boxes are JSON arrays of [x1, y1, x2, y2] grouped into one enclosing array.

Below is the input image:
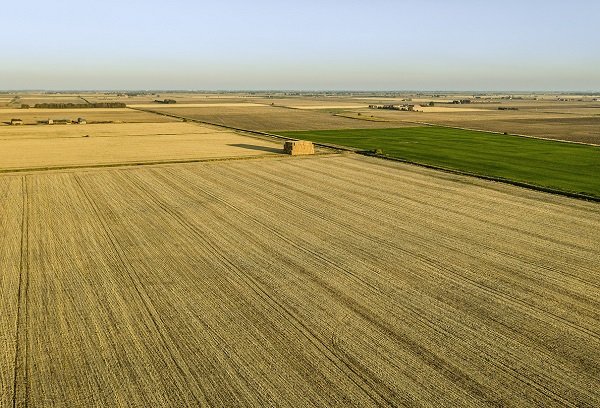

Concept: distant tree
[[21, 104, 30, 109]]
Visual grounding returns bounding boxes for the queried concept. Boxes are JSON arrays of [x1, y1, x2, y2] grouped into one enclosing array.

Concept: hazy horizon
[[2, 0, 599, 91], [2, 89, 599, 94]]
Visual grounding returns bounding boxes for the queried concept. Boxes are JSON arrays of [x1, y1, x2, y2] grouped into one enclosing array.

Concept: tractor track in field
[[12, 177, 29, 408], [241, 159, 600, 341], [132, 167, 574, 405], [71, 174, 209, 407], [124, 170, 394, 407], [179, 160, 600, 342], [280, 157, 600, 290], [3, 153, 598, 406], [173, 164, 596, 404], [333, 157, 599, 247], [223, 163, 600, 388]]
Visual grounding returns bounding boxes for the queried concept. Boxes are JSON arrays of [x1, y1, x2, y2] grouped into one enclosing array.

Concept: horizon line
[[1, 89, 599, 94]]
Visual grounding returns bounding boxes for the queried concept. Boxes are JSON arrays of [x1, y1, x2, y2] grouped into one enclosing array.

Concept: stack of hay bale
[[284, 140, 314, 155]]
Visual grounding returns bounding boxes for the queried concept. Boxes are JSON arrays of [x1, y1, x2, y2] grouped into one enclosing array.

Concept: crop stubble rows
[[1, 154, 598, 406], [0, 177, 23, 407]]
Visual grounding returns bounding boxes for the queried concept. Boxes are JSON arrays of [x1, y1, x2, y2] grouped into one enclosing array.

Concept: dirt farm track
[[1, 152, 599, 407]]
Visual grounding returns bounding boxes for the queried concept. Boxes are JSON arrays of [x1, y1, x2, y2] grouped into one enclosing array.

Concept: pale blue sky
[[1, 0, 598, 90]]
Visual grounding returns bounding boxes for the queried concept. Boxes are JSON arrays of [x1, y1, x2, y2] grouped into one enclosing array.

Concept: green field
[[277, 127, 600, 198]]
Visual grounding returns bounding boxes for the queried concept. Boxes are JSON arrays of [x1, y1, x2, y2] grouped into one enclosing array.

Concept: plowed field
[[1, 154, 598, 407]]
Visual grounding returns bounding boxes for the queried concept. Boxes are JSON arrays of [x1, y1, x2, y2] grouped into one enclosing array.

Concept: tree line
[[34, 103, 127, 109]]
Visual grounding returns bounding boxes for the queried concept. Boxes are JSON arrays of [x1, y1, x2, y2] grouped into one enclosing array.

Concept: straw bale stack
[[284, 140, 314, 155]]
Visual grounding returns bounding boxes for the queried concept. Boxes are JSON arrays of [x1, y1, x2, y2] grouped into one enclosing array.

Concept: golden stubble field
[[1, 154, 598, 407], [1, 92, 599, 406], [0, 121, 286, 171], [0, 108, 180, 125]]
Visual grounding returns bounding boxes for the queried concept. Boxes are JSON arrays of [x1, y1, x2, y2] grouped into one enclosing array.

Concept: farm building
[[10, 118, 23, 125], [284, 140, 314, 155], [49, 118, 73, 125]]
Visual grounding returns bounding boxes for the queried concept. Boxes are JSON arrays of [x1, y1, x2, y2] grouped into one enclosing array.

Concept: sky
[[1, 0, 598, 91]]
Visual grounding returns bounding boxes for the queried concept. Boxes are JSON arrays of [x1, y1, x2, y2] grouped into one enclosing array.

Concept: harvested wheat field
[[0, 122, 285, 171], [0, 108, 180, 125], [147, 104, 406, 131], [1, 154, 598, 407]]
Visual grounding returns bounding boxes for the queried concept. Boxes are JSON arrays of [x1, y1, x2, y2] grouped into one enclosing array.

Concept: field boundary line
[[12, 176, 29, 408], [72, 175, 210, 407], [78, 95, 91, 105]]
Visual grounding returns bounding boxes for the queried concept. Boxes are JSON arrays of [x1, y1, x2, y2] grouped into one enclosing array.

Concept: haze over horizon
[[2, 0, 598, 91]]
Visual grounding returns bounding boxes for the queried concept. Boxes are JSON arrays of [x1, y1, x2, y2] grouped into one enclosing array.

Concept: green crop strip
[[277, 127, 600, 198]]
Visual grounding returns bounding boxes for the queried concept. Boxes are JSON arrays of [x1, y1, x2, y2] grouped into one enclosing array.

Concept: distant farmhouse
[[48, 118, 72, 125]]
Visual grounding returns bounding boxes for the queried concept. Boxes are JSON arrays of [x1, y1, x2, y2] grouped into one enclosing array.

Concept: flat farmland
[[1, 154, 599, 406], [147, 104, 411, 131], [9, 93, 598, 143], [353, 103, 600, 144], [138, 94, 600, 144], [278, 127, 600, 197], [0, 122, 285, 171], [6, 94, 89, 106], [129, 103, 266, 109], [244, 97, 369, 110], [0, 108, 180, 125]]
